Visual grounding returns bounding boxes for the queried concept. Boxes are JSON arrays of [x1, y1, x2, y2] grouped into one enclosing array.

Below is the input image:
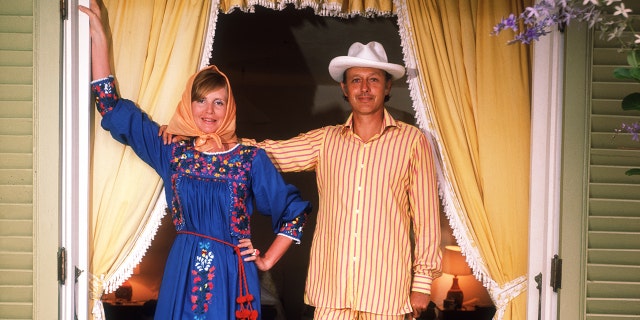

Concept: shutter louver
[[0, 1, 34, 318], [587, 6, 640, 319]]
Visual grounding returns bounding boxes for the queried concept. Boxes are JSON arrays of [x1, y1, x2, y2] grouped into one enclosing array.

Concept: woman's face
[[191, 86, 228, 134]]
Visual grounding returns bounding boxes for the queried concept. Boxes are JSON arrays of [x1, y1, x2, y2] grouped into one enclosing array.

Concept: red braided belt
[[177, 230, 258, 320]]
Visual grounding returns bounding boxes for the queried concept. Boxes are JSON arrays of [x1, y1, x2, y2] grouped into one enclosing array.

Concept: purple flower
[[616, 122, 640, 141], [492, 0, 638, 50], [492, 14, 518, 35]]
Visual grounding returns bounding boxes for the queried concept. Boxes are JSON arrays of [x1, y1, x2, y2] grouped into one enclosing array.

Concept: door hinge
[[58, 247, 66, 285], [550, 254, 562, 292], [60, 0, 67, 21]]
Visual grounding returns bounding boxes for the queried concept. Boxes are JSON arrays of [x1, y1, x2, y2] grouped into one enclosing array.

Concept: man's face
[[340, 67, 392, 116]]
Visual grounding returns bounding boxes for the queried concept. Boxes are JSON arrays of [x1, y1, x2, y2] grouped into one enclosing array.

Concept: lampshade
[[442, 245, 472, 276]]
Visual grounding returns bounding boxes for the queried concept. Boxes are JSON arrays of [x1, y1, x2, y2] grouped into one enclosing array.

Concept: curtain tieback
[[177, 230, 257, 320]]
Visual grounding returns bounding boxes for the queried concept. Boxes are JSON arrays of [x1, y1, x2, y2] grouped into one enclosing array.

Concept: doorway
[[109, 5, 414, 320]]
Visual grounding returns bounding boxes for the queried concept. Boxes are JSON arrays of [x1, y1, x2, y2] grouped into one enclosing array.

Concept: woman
[[80, 1, 311, 319]]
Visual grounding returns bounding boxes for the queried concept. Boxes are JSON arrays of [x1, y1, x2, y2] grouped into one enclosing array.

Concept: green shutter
[[586, 7, 640, 319], [0, 1, 34, 318]]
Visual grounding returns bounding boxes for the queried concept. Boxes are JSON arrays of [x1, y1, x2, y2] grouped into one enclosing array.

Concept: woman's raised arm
[[79, 0, 112, 80]]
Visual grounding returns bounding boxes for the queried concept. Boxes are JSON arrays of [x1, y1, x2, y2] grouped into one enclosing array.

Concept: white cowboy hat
[[328, 41, 405, 82]]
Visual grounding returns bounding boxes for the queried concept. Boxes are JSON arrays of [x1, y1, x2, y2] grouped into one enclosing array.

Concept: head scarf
[[166, 65, 238, 153]]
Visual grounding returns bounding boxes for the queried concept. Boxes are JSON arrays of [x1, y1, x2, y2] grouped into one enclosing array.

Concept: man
[[253, 41, 442, 320], [162, 41, 442, 319]]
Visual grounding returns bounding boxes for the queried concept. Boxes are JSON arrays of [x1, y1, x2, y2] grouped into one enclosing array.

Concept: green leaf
[[631, 68, 640, 82], [625, 168, 640, 176], [621, 93, 640, 111], [627, 50, 640, 68], [613, 67, 640, 81]]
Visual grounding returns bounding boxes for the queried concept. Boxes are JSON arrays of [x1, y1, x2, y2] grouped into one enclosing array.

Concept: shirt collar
[[342, 108, 399, 135]]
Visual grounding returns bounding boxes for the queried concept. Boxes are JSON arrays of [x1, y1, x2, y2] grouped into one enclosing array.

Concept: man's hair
[[192, 69, 227, 102], [341, 70, 393, 102]]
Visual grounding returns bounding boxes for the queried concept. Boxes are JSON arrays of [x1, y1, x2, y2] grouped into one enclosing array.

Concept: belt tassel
[[177, 231, 258, 320]]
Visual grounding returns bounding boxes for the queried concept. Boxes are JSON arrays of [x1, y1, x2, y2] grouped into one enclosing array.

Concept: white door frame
[[526, 31, 564, 320], [60, 0, 91, 319]]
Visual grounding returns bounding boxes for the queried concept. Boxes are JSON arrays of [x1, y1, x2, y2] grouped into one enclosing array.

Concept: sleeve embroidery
[[91, 75, 119, 116], [278, 209, 309, 243]]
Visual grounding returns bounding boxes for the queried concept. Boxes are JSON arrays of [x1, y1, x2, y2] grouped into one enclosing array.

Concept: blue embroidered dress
[[92, 77, 310, 320]]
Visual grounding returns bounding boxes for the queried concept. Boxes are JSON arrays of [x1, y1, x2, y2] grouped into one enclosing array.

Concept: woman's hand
[[238, 238, 270, 270], [79, 0, 112, 80], [238, 238, 259, 262], [238, 236, 294, 270], [78, 0, 104, 40], [253, 255, 272, 272]]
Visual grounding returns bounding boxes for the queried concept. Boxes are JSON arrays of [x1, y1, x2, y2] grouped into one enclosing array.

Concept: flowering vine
[[493, 0, 640, 175]]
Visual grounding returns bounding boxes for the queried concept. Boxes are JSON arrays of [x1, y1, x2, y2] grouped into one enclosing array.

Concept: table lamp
[[114, 265, 140, 302], [442, 245, 472, 310]]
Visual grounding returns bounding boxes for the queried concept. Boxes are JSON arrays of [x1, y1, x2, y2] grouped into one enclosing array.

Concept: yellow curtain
[[395, 0, 531, 319], [85, 0, 532, 319], [88, 0, 213, 319]]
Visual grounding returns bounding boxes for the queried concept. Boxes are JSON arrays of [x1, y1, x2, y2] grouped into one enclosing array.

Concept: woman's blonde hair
[[191, 68, 227, 101]]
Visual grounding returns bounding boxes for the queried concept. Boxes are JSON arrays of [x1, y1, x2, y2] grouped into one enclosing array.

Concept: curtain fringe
[[220, 0, 393, 18], [101, 188, 168, 294], [199, 1, 221, 69], [393, 1, 526, 318]]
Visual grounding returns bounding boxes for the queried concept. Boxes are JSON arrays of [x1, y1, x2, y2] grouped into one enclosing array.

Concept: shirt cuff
[[411, 274, 433, 295]]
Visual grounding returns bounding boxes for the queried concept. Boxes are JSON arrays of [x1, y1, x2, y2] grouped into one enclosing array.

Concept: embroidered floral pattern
[[91, 76, 118, 116], [230, 181, 250, 237], [170, 174, 186, 231], [170, 141, 256, 237], [279, 211, 308, 239], [191, 241, 215, 319]]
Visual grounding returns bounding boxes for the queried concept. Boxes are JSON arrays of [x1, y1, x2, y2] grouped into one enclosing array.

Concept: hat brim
[[328, 56, 406, 82]]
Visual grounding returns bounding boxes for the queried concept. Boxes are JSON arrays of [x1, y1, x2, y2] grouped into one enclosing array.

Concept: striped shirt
[[252, 109, 441, 315]]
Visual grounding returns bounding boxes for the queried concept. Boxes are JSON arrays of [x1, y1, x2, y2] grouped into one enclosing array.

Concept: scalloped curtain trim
[[90, 189, 167, 319], [220, 0, 394, 17], [100, 191, 167, 293]]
